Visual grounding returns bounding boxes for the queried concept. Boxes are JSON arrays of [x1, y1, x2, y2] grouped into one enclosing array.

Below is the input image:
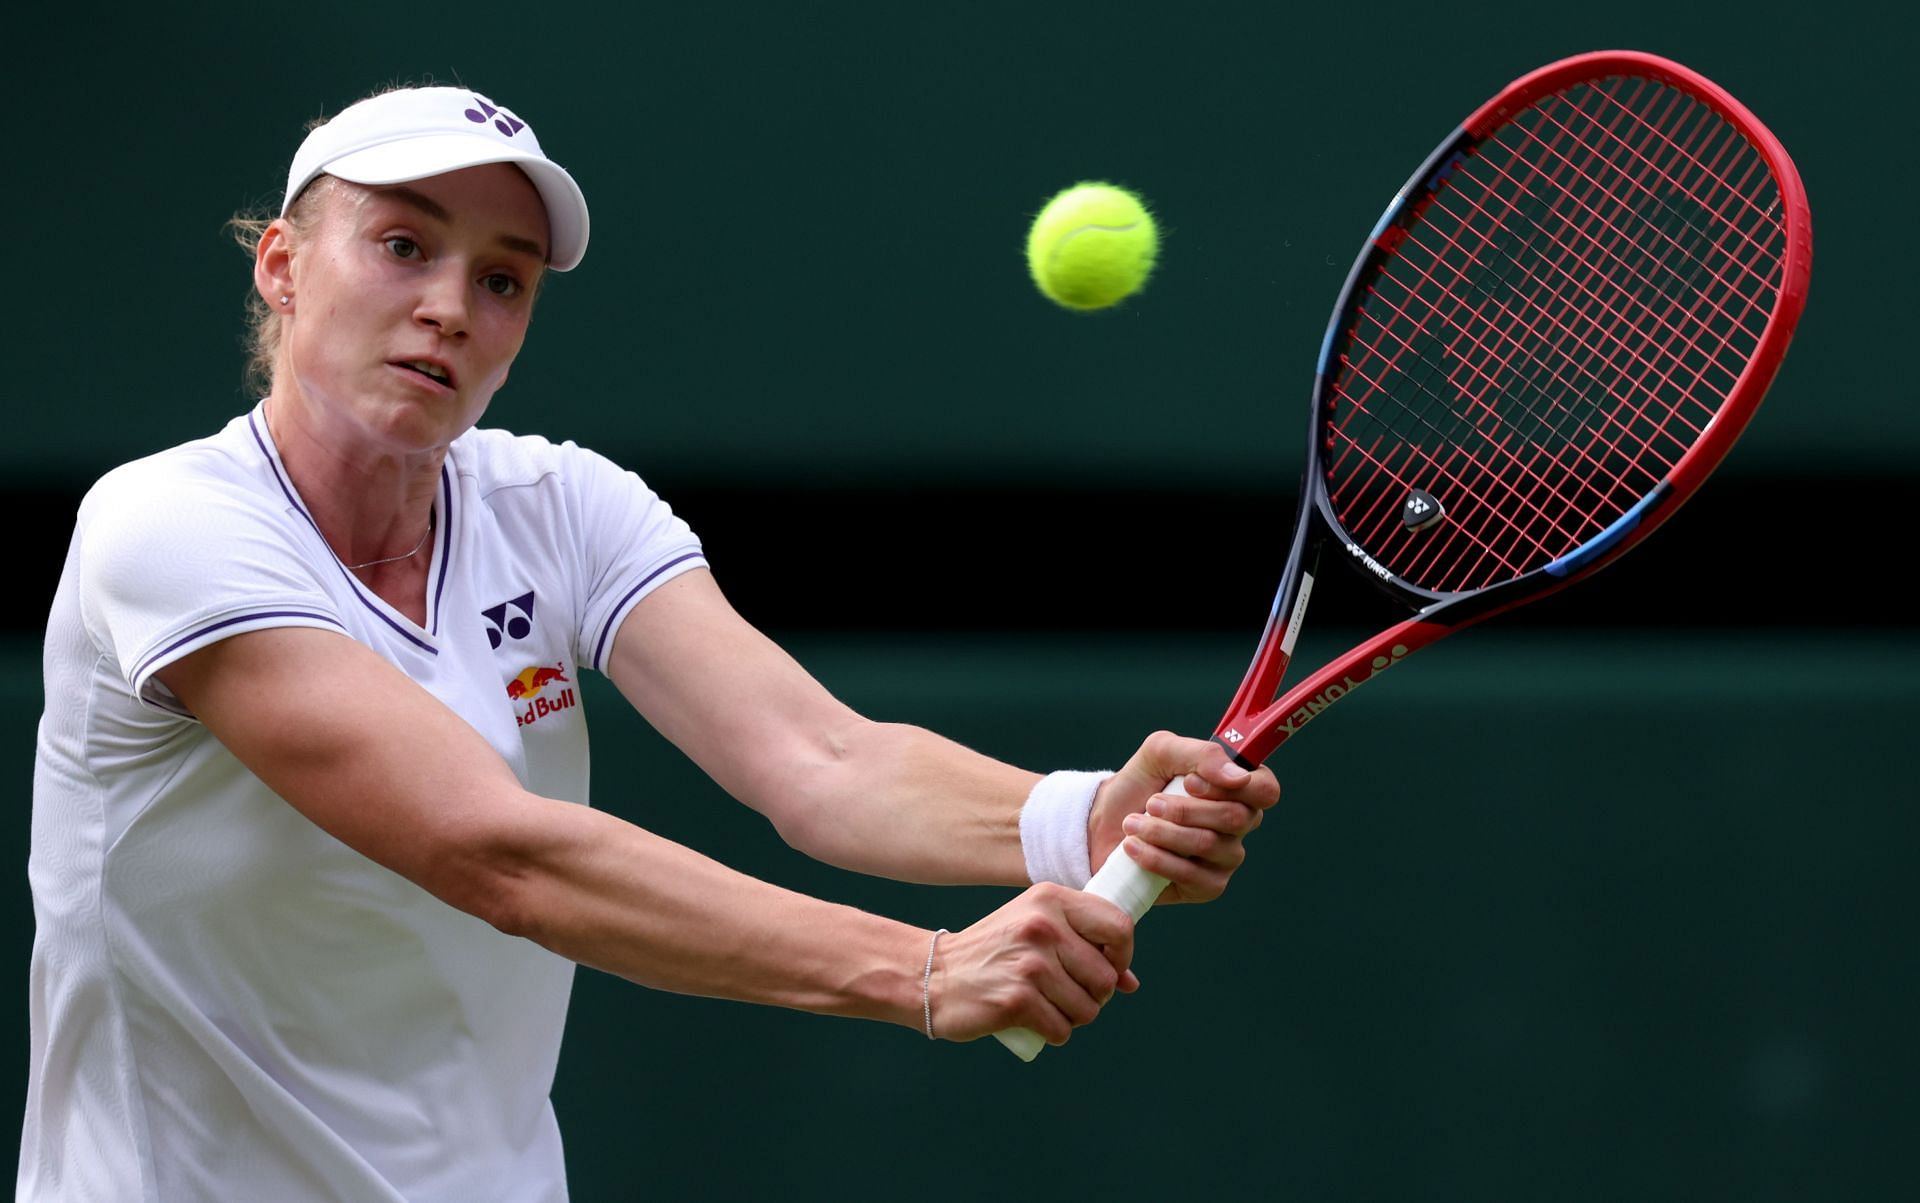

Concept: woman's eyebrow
[[374, 185, 453, 224], [372, 185, 549, 261]]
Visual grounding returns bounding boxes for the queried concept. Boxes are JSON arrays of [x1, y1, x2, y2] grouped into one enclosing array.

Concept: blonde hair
[[227, 171, 333, 397], [228, 91, 402, 395]]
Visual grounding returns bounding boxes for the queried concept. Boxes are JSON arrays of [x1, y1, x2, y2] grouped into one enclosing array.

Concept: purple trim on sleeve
[[590, 552, 708, 672], [247, 410, 438, 655], [130, 608, 347, 685]]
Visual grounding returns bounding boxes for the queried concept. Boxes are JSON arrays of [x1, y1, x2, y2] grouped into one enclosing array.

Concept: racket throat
[[1249, 617, 1450, 763], [1215, 541, 1324, 769]]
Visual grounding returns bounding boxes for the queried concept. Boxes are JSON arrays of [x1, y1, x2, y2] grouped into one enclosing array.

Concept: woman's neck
[[263, 391, 444, 624]]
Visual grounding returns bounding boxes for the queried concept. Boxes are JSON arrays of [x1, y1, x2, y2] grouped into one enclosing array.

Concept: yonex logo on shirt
[[482, 591, 536, 650]]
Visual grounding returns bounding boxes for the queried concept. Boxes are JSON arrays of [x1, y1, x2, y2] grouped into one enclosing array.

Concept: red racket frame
[[1213, 51, 1812, 770]]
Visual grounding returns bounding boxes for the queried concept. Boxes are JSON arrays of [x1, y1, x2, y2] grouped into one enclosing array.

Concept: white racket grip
[[991, 778, 1188, 1061]]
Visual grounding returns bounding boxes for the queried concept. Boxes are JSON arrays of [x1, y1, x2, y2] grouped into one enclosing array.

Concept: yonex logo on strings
[[1402, 488, 1445, 533], [464, 98, 525, 137]]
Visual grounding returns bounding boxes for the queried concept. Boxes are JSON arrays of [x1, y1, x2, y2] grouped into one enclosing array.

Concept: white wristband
[[1019, 770, 1112, 889]]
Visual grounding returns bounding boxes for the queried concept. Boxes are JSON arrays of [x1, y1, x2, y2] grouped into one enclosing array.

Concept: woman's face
[[269, 163, 550, 458]]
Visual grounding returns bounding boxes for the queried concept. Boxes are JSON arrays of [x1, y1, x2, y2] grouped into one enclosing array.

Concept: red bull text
[[506, 663, 576, 728]]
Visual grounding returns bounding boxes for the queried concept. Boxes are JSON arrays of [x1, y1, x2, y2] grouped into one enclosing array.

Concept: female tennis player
[[19, 86, 1276, 1200]]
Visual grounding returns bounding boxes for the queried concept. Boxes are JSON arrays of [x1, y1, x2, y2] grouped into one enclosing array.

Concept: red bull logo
[[506, 662, 576, 728]]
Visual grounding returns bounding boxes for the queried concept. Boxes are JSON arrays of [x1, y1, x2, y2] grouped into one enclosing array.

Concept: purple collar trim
[[247, 408, 446, 655]]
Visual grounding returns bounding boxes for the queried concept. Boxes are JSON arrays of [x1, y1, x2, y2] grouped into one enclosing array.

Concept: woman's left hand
[[1086, 731, 1281, 905]]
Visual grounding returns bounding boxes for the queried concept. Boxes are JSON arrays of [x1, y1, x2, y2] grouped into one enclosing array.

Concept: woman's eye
[[483, 274, 521, 297], [385, 237, 420, 259]]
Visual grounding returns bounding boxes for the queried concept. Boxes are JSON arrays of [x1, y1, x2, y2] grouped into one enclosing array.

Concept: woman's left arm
[[604, 569, 1277, 896]]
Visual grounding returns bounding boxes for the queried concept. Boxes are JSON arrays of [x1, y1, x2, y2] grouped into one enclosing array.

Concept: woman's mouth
[[394, 360, 454, 389]]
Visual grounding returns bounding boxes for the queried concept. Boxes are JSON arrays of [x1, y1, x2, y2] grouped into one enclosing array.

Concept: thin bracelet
[[921, 928, 948, 1040]]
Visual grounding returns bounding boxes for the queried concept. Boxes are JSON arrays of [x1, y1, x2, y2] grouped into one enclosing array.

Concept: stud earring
[[279, 296, 291, 306]]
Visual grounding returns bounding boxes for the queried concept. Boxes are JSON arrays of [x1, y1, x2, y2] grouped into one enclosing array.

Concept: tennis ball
[[1026, 182, 1159, 311]]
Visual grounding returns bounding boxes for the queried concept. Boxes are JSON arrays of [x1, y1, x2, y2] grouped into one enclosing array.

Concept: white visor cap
[[282, 87, 589, 271]]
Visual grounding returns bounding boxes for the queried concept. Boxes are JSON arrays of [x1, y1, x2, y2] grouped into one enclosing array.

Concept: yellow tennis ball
[[1026, 182, 1159, 311]]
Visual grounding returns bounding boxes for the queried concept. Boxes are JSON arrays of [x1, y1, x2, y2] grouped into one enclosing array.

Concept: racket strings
[[1494, 96, 1779, 402], [1578, 84, 1786, 275], [1384, 88, 1755, 580], [1376, 91, 1757, 570], [1323, 73, 1788, 593], [1344, 82, 1774, 587], [1329, 148, 1673, 580]]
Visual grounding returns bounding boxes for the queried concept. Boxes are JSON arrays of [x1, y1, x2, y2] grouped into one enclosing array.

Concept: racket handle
[[990, 779, 1186, 1061]]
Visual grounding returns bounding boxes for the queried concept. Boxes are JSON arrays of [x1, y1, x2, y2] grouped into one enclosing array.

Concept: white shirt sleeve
[[557, 441, 707, 673], [77, 462, 346, 713]]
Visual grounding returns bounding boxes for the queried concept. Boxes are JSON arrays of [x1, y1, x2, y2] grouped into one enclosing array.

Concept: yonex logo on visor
[[465, 98, 526, 138]]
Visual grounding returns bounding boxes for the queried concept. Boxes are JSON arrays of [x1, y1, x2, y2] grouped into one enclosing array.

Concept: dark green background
[[11, 1, 1915, 1200], [8, 0, 1898, 487]]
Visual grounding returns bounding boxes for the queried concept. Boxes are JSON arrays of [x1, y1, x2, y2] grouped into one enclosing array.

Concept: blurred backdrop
[[9, 2, 1913, 1200]]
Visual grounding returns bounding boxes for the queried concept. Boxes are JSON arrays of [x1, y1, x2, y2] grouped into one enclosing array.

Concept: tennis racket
[[996, 49, 1812, 1061]]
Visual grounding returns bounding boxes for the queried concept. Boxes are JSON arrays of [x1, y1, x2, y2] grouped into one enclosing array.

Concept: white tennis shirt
[[21, 404, 706, 1201]]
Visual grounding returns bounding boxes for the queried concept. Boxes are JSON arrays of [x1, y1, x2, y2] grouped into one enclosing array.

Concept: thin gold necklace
[[344, 511, 435, 571]]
